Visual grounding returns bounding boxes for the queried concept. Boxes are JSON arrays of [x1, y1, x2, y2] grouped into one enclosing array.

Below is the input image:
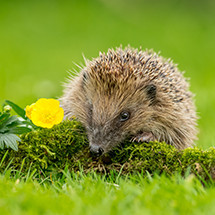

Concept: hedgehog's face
[[81, 72, 158, 156], [86, 108, 132, 156]]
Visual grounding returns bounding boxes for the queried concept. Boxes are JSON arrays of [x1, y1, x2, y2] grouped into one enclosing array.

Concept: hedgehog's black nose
[[90, 145, 104, 157]]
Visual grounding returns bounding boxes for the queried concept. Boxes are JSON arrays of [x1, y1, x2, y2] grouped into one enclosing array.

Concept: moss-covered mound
[[0, 120, 215, 181]]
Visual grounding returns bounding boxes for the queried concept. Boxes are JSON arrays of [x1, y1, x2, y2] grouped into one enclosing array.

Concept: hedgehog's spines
[[60, 46, 198, 152]]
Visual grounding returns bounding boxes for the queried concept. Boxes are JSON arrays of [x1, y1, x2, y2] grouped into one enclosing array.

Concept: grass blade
[[5, 100, 27, 119]]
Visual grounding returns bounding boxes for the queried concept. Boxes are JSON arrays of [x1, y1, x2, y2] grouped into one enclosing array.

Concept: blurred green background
[[0, 0, 215, 148]]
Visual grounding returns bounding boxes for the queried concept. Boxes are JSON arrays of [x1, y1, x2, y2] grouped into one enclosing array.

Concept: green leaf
[[8, 126, 32, 134], [4, 116, 18, 126], [5, 100, 27, 119], [0, 127, 9, 134], [0, 137, 4, 149], [6, 120, 22, 128], [0, 112, 10, 125], [0, 133, 20, 151], [0, 112, 10, 122], [0, 115, 19, 131]]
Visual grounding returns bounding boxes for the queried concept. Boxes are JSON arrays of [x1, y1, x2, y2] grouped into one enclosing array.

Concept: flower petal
[[27, 98, 64, 129]]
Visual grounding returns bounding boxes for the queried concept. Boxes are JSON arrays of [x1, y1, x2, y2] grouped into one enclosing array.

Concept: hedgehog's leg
[[132, 132, 156, 143]]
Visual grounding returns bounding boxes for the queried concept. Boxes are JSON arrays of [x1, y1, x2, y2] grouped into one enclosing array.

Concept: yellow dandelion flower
[[26, 98, 64, 128]]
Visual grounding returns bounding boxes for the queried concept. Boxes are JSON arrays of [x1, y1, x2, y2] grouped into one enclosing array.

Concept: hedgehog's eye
[[119, 111, 130, 122]]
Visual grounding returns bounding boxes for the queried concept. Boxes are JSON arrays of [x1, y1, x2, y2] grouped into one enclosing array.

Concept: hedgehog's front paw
[[132, 132, 156, 143]]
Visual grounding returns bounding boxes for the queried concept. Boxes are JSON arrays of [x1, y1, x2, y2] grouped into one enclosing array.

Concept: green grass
[[1, 170, 215, 215]]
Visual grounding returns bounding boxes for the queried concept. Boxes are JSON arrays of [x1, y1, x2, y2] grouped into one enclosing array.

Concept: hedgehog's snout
[[88, 120, 124, 156], [89, 144, 104, 157]]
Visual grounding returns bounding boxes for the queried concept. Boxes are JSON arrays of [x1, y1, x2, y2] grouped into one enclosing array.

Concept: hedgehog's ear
[[145, 84, 157, 104]]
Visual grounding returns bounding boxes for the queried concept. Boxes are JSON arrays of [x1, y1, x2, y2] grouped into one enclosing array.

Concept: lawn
[[1, 171, 215, 215], [0, 0, 215, 214]]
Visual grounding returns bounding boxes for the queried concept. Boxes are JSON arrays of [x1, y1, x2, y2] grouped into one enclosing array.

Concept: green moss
[[0, 120, 215, 181], [0, 120, 88, 173]]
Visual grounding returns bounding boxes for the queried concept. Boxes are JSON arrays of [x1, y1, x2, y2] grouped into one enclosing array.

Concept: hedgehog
[[60, 47, 198, 156]]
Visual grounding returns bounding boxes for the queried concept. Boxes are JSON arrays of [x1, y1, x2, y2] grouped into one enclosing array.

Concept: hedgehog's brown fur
[[60, 47, 198, 154]]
